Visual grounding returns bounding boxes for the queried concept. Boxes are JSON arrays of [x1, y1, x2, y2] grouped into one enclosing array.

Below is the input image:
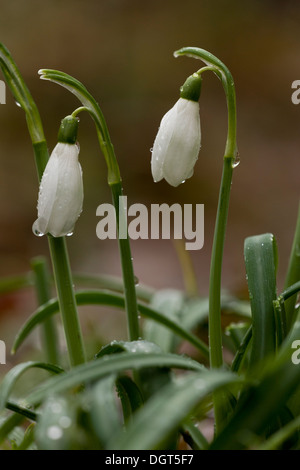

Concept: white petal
[[151, 102, 178, 182], [162, 98, 201, 187], [33, 143, 83, 237]]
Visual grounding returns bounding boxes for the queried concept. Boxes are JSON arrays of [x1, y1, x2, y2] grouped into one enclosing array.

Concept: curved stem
[[38, 69, 140, 341], [0, 44, 86, 367], [208, 158, 234, 368], [174, 47, 237, 158], [174, 47, 237, 434]]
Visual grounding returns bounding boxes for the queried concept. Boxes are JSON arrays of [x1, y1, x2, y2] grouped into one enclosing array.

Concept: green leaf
[[230, 325, 252, 373], [24, 352, 204, 408], [12, 290, 209, 358], [143, 290, 185, 353], [98, 340, 173, 402], [211, 329, 300, 449], [284, 204, 300, 329], [0, 362, 64, 411], [15, 423, 36, 450], [181, 419, 208, 450], [244, 233, 277, 366], [0, 413, 24, 446], [258, 413, 300, 450], [6, 401, 38, 421], [88, 375, 121, 445], [0, 272, 33, 294], [116, 375, 144, 423], [96, 339, 162, 358], [110, 370, 240, 450], [73, 272, 154, 303]]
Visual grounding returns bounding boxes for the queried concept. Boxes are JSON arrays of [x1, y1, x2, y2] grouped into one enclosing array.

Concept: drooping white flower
[[33, 116, 83, 237], [151, 74, 202, 187]]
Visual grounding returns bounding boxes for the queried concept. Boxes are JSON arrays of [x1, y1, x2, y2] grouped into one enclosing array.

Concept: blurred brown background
[[0, 0, 299, 355]]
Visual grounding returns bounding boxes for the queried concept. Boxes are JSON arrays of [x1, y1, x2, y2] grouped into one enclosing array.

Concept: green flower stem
[[0, 44, 85, 368], [110, 181, 140, 340], [48, 237, 86, 366], [284, 203, 300, 329], [31, 256, 59, 365], [175, 47, 237, 434], [38, 70, 140, 341], [208, 157, 234, 369]]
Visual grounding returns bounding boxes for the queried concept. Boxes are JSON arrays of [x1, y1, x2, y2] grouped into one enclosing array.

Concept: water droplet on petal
[[66, 231, 73, 237], [150, 147, 153, 153], [32, 220, 45, 237], [134, 276, 139, 286]]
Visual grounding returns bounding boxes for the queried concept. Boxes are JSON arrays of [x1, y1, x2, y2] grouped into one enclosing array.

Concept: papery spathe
[[33, 142, 83, 237], [151, 97, 201, 187]]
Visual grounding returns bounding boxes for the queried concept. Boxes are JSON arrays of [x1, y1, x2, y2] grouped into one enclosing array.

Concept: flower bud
[[33, 116, 83, 237], [151, 74, 201, 187]]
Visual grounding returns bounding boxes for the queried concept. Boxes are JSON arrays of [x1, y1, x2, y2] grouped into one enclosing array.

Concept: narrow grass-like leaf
[[273, 297, 287, 347], [31, 256, 59, 365], [210, 327, 300, 449], [73, 273, 154, 303], [257, 414, 300, 450], [231, 326, 252, 373], [88, 375, 121, 445], [15, 423, 36, 450], [244, 233, 277, 366], [284, 204, 300, 329], [180, 295, 251, 332], [24, 352, 204, 408], [110, 370, 239, 450], [12, 290, 209, 358], [116, 375, 144, 423], [6, 401, 38, 421], [96, 339, 162, 358], [97, 340, 174, 402], [143, 290, 185, 353], [225, 323, 250, 352], [181, 419, 208, 450], [0, 362, 64, 411], [0, 272, 33, 294], [0, 413, 25, 445]]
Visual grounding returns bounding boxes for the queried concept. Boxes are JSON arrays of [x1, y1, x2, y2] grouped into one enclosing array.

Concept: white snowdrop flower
[[151, 74, 202, 187], [33, 116, 83, 237]]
